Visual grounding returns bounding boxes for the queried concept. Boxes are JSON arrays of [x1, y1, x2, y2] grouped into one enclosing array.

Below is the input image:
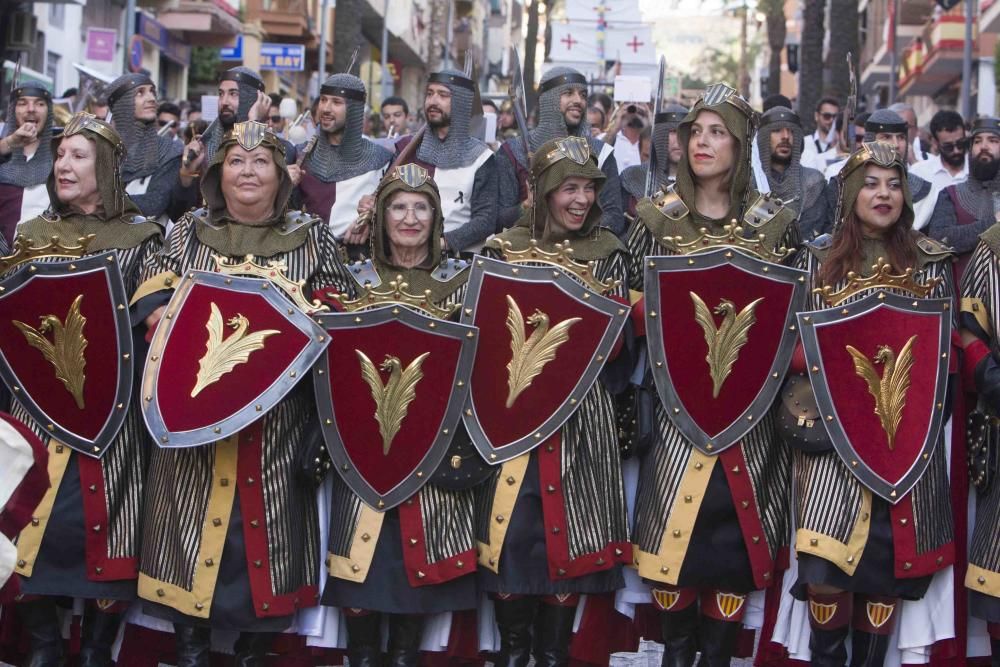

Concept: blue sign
[[219, 35, 243, 61], [135, 13, 191, 66], [260, 43, 305, 72]]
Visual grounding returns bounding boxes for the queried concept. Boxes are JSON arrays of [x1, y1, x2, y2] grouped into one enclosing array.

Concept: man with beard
[[388, 69, 497, 253], [927, 116, 1000, 276], [912, 109, 968, 190], [295, 73, 393, 236], [495, 67, 625, 235], [104, 72, 183, 220], [171, 67, 274, 218], [0, 83, 53, 245], [619, 103, 687, 217], [755, 106, 830, 239]]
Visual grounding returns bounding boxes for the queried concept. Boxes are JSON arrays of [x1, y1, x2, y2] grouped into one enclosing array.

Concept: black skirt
[[321, 508, 477, 614], [970, 590, 1000, 623], [674, 462, 756, 593], [142, 489, 293, 632], [479, 453, 624, 596], [793, 496, 931, 600], [20, 453, 136, 601]]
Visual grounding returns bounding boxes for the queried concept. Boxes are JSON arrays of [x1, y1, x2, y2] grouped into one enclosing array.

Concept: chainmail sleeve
[[927, 189, 994, 254], [444, 153, 499, 252], [495, 145, 524, 232], [130, 154, 182, 218]]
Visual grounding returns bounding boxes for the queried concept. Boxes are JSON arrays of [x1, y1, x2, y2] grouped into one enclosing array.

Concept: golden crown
[[666, 222, 793, 263], [497, 238, 620, 295], [212, 254, 329, 314], [814, 256, 943, 306], [0, 234, 95, 275], [326, 275, 459, 319]]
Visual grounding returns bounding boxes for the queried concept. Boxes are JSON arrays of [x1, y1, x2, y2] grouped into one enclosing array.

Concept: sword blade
[[644, 55, 667, 198]]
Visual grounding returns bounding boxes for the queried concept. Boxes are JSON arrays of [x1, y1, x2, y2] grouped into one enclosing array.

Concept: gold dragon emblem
[[846, 336, 917, 451], [504, 295, 581, 409], [190, 303, 281, 397], [13, 294, 88, 409], [357, 351, 429, 455], [690, 292, 763, 398]]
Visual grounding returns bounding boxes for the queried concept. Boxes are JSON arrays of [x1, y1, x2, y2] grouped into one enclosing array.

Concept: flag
[[604, 25, 655, 64], [549, 23, 600, 62]]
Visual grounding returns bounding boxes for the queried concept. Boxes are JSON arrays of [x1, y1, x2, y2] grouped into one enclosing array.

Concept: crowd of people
[[0, 60, 998, 667]]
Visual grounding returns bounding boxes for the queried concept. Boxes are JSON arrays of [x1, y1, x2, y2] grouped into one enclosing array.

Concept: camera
[[627, 104, 638, 114]]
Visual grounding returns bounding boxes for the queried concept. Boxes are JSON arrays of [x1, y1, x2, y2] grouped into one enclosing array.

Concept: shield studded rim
[[644, 248, 808, 454], [797, 290, 952, 502], [0, 252, 133, 458], [313, 305, 478, 510], [141, 270, 330, 448], [460, 255, 630, 464]]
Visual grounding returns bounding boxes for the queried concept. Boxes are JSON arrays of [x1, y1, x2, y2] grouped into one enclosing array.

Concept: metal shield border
[[460, 256, 629, 464], [644, 248, 808, 454], [142, 270, 330, 448], [0, 252, 133, 457], [797, 291, 951, 502], [313, 305, 478, 510]]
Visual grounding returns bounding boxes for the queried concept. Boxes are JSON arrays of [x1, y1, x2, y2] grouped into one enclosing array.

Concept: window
[[49, 3, 65, 28], [46, 51, 60, 93]]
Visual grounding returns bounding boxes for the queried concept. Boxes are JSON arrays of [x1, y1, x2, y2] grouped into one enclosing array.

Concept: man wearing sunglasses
[[801, 97, 841, 172], [157, 102, 181, 142], [912, 109, 968, 191]]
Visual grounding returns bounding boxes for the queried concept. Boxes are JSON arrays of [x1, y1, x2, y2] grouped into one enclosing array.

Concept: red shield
[[0, 252, 133, 457], [313, 305, 477, 510], [461, 256, 629, 463], [798, 291, 951, 502], [645, 249, 807, 454], [142, 271, 329, 448]]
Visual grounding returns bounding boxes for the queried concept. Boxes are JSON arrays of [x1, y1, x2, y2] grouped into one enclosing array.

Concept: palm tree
[[826, 0, 858, 105], [760, 0, 786, 95], [798, 0, 825, 133]]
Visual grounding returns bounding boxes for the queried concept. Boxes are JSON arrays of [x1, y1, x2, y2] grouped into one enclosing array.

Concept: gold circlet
[[497, 239, 620, 296], [212, 255, 328, 315], [326, 275, 459, 319], [666, 223, 793, 263]]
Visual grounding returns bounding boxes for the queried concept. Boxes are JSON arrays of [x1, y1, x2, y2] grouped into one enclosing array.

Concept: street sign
[[260, 43, 305, 72], [219, 35, 243, 61], [85, 28, 117, 63]]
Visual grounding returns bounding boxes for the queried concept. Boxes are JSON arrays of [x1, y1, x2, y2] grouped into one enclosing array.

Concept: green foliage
[[694, 35, 761, 85], [190, 46, 221, 86]]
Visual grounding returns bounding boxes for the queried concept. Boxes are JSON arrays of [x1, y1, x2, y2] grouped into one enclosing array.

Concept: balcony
[[155, 0, 243, 46], [898, 11, 973, 96], [247, 0, 314, 41]]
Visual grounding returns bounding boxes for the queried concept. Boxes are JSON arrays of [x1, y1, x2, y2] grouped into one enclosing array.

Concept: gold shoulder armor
[[915, 234, 954, 259], [651, 187, 690, 221], [742, 192, 789, 229]]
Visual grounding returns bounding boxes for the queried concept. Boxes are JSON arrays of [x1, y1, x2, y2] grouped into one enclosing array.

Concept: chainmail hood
[[622, 102, 690, 197], [105, 73, 181, 182], [756, 105, 803, 204], [528, 67, 590, 151], [202, 67, 265, 164], [0, 85, 53, 187], [304, 73, 392, 182], [416, 69, 487, 169], [955, 116, 1000, 221]]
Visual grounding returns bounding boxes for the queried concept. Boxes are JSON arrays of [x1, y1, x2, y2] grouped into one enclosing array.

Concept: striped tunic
[[959, 236, 1000, 609], [473, 245, 632, 589], [135, 212, 353, 622], [627, 196, 797, 591], [324, 267, 480, 594], [793, 241, 955, 581], [9, 225, 160, 596]]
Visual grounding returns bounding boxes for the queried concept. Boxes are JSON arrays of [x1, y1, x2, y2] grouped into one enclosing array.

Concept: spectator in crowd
[[587, 105, 606, 138], [185, 102, 202, 124], [268, 93, 286, 137], [157, 101, 181, 141], [911, 109, 968, 190], [381, 95, 409, 137], [801, 96, 841, 171], [889, 101, 925, 163]]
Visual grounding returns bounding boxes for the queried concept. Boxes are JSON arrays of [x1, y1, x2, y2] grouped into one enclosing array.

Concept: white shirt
[[612, 131, 642, 171], [909, 154, 968, 191]]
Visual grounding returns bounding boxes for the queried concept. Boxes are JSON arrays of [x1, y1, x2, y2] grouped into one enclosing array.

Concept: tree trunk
[[799, 0, 825, 133], [764, 1, 786, 95], [332, 0, 363, 74], [523, 0, 540, 111], [427, 0, 450, 74], [826, 0, 858, 105]]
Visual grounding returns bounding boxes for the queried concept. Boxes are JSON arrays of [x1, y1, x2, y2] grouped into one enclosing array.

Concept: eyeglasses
[[157, 119, 173, 127], [269, 116, 282, 123], [939, 140, 967, 153], [387, 202, 434, 221], [818, 112, 838, 120]]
